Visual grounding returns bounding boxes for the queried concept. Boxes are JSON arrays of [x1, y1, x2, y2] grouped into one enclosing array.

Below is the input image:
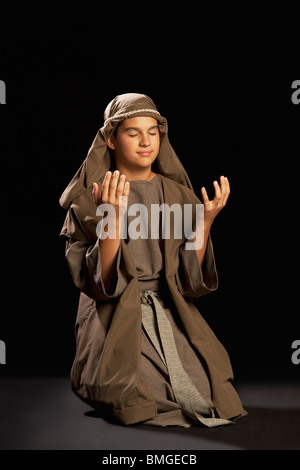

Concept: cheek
[[118, 139, 135, 156], [154, 137, 160, 153]]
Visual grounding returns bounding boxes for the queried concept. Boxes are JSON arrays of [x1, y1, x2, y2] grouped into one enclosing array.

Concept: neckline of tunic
[[128, 175, 158, 184]]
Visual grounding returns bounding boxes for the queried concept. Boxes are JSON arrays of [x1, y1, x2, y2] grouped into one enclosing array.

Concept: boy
[[60, 93, 246, 427]]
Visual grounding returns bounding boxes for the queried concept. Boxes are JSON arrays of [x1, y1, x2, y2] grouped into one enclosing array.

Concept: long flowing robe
[[60, 173, 246, 426], [59, 93, 246, 425]]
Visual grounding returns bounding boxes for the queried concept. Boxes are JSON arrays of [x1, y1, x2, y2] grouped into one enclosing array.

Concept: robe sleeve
[[65, 239, 128, 300], [174, 189, 218, 298], [175, 235, 219, 299], [174, 189, 219, 298], [61, 206, 128, 301]]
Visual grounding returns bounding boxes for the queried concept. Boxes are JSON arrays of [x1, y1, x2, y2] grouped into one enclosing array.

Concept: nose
[[139, 132, 151, 147]]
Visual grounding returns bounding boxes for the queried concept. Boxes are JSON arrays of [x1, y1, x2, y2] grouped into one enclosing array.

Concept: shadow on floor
[[86, 406, 300, 450], [0, 376, 299, 450]]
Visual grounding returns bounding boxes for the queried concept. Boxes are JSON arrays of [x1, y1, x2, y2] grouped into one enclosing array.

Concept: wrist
[[204, 217, 213, 233], [97, 217, 120, 240]]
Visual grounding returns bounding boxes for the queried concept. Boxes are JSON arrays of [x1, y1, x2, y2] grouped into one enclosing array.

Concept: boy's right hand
[[92, 170, 130, 217]]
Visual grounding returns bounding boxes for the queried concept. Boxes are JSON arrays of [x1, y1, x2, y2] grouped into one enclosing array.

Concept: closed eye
[[128, 132, 157, 138], [125, 126, 159, 138]]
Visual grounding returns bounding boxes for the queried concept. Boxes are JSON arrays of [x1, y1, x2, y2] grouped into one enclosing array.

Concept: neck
[[115, 165, 156, 182]]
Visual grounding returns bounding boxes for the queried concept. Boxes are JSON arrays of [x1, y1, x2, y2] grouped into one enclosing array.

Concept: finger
[[123, 181, 130, 197], [226, 177, 230, 192], [213, 180, 222, 200], [221, 175, 230, 193], [223, 177, 231, 203], [201, 186, 209, 204], [109, 170, 120, 200], [116, 173, 127, 197], [101, 171, 111, 201], [219, 175, 228, 205], [220, 175, 227, 194]]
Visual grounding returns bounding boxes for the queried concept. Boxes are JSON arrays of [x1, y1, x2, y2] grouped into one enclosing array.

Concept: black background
[[0, 12, 298, 384]]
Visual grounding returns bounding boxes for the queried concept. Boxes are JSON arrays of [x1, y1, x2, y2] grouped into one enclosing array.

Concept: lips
[[137, 151, 152, 157]]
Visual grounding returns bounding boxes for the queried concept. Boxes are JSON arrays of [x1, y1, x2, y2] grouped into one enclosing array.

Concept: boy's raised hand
[[92, 170, 130, 214], [201, 176, 230, 226]]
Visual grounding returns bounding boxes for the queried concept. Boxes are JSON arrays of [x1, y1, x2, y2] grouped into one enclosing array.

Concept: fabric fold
[[66, 239, 128, 301], [140, 290, 232, 428], [175, 237, 218, 298]]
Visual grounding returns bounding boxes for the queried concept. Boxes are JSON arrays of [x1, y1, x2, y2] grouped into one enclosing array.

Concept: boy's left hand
[[201, 176, 230, 226]]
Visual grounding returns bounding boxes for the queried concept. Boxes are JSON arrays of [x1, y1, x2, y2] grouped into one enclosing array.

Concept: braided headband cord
[[104, 108, 161, 126]]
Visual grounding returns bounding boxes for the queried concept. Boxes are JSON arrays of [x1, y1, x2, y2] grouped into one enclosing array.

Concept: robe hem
[[113, 400, 157, 425]]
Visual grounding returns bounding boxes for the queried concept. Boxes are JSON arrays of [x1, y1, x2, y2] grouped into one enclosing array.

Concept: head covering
[[59, 93, 193, 209]]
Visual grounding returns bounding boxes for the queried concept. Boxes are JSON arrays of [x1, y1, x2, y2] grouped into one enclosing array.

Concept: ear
[[107, 136, 116, 150]]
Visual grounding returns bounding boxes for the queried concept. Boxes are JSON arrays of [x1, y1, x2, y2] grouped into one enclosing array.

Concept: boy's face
[[108, 116, 160, 172]]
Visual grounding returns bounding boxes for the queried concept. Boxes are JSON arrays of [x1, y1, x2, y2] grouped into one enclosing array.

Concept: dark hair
[[112, 122, 121, 137], [108, 148, 116, 171], [107, 122, 120, 171]]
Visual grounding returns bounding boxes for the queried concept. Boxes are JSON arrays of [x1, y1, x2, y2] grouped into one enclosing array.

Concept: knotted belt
[[140, 290, 233, 428]]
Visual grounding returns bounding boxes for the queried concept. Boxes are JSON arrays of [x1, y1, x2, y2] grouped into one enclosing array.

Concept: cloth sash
[[140, 290, 233, 428]]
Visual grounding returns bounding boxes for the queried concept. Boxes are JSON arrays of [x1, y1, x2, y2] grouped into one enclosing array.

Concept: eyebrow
[[124, 126, 159, 132]]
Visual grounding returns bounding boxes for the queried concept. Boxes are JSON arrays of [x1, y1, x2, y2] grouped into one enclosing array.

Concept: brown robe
[[60, 172, 246, 425], [124, 176, 217, 427]]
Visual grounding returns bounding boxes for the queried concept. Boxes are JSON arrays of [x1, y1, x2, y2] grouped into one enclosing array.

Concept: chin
[[137, 155, 158, 165], [134, 158, 153, 166]]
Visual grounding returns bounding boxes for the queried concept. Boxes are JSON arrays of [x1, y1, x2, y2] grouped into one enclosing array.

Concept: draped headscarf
[[59, 93, 193, 209]]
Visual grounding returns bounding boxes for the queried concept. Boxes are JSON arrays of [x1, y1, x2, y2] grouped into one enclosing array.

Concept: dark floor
[[0, 376, 299, 450]]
